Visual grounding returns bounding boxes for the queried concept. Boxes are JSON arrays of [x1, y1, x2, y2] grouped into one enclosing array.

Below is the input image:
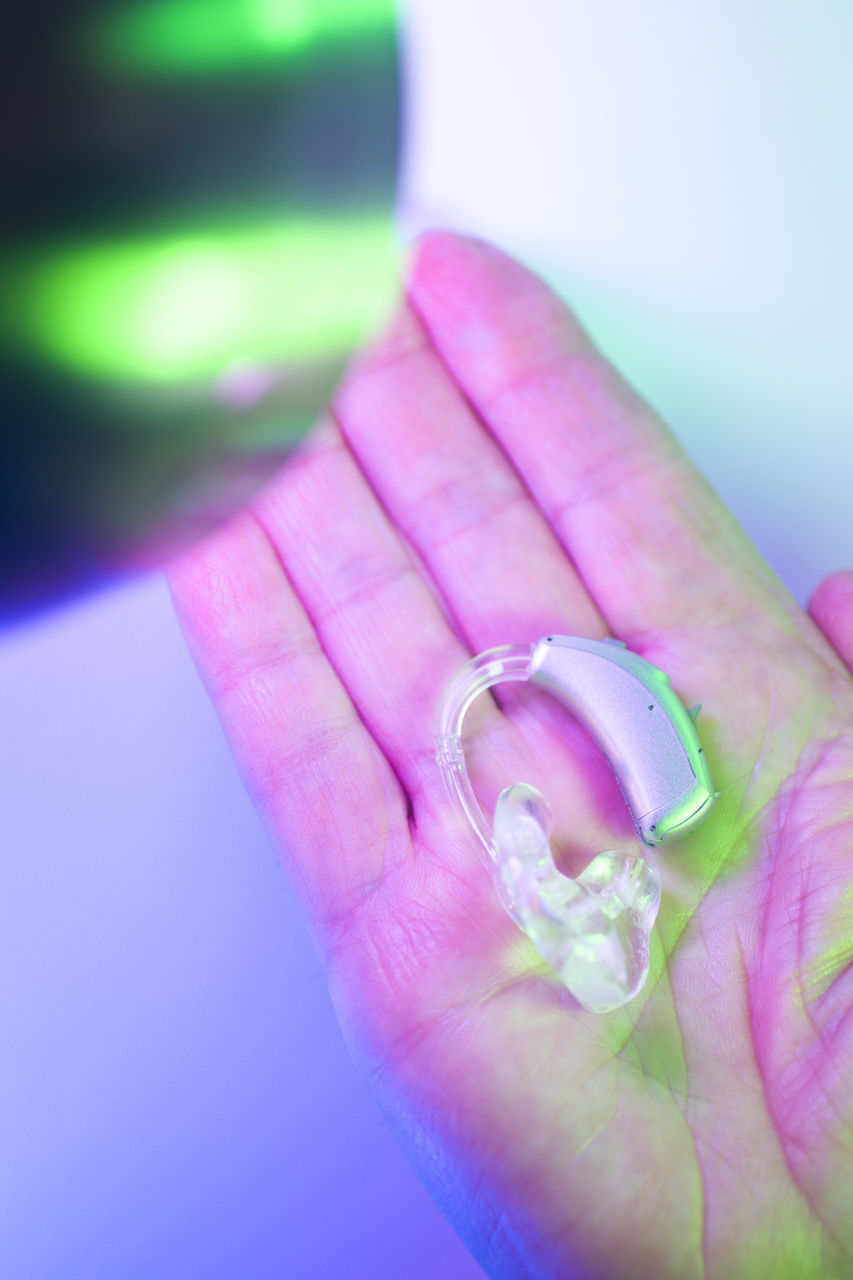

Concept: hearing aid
[[435, 636, 716, 1014]]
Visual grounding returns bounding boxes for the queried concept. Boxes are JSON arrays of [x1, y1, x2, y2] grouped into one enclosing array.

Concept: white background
[[2, 3, 852, 1277]]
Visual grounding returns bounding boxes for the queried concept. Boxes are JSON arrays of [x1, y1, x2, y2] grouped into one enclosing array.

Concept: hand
[[169, 232, 853, 1280]]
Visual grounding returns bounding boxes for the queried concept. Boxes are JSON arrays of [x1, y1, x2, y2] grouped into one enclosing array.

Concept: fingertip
[[808, 567, 853, 616], [808, 568, 853, 671], [402, 228, 596, 401], [403, 226, 505, 283], [402, 228, 514, 326]]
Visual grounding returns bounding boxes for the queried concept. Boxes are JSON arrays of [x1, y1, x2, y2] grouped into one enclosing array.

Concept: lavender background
[[2, 3, 852, 1277]]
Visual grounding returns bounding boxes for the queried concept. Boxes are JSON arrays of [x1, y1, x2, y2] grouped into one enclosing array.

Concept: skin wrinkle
[[307, 407, 442, 628], [189, 519, 377, 818], [731, 932, 831, 1271], [786, 1043, 846, 1149], [797, 864, 826, 1048], [265, 495, 419, 629], [317, 554, 423, 633], [796, 857, 853, 1024], [479, 347, 797, 632], [548, 445, 675, 544], [337, 319, 607, 649], [745, 748, 853, 1264], [476, 348, 617, 427], [739, 673, 775, 813], [668, 982, 714, 1280], [203, 620, 324, 704], [599, 965, 707, 1278], [626, 959, 685, 1085], [254, 457, 455, 811], [478, 351, 680, 486], [479, 1085, 604, 1274], [648, 794, 756, 962], [812, 967, 853, 1068], [406, 297, 600, 600], [810, 906, 853, 1027], [326, 406, 474, 649], [241, 504, 419, 909], [247, 717, 358, 800], [308, 784, 403, 918], [403, 474, 532, 566]]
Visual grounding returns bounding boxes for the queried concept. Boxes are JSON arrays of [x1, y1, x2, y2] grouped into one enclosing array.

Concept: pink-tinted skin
[[169, 233, 853, 1280]]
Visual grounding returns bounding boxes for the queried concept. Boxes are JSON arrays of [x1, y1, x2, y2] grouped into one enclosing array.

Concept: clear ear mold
[[435, 637, 715, 1014]]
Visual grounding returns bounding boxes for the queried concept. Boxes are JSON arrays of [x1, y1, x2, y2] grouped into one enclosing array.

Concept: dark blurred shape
[[0, 0, 399, 622]]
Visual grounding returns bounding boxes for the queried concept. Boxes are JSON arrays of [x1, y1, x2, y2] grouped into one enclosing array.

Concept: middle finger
[[335, 299, 606, 653]]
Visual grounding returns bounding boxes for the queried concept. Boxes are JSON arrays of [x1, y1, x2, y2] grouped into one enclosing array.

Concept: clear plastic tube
[[434, 643, 533, 866]]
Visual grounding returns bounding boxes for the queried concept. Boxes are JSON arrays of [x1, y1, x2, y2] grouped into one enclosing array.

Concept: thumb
[[808, 569, 853, 673]]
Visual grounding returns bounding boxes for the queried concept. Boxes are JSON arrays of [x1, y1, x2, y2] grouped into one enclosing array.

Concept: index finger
[[407, 232, 797, 639]]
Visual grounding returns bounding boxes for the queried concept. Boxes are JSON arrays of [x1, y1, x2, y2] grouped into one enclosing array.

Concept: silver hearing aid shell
[[529, 635, 714, 844]]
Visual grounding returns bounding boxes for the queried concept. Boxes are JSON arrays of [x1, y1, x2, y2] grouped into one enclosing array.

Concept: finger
[[406, 231, 796, 638], [167, 511, 410, 930], [808, 569, 853, 672], [335, 298, 605, 650], [250, 417, 507, 808]]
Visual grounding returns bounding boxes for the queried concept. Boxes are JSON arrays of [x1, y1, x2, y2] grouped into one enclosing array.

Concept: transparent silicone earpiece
[[435, 645, 661, 1014]]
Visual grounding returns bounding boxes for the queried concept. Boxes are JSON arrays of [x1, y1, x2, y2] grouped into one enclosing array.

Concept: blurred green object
[[0, 0, 400, 622], [13, 216, 395, 382], [84, 0, 393, 75]]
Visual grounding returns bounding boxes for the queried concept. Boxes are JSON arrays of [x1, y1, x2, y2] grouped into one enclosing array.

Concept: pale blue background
[[2, 3, 852, 1277]]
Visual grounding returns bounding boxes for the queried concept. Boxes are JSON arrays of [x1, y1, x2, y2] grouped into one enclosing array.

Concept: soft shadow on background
[[1, 3, 851, 1277]]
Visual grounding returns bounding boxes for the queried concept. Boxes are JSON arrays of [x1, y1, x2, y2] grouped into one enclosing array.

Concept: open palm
[[169, 232, 853, 1279]]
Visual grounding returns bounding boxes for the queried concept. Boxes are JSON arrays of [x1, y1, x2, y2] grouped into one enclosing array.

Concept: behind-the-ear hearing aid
[[435, 636, 716, 1014]]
